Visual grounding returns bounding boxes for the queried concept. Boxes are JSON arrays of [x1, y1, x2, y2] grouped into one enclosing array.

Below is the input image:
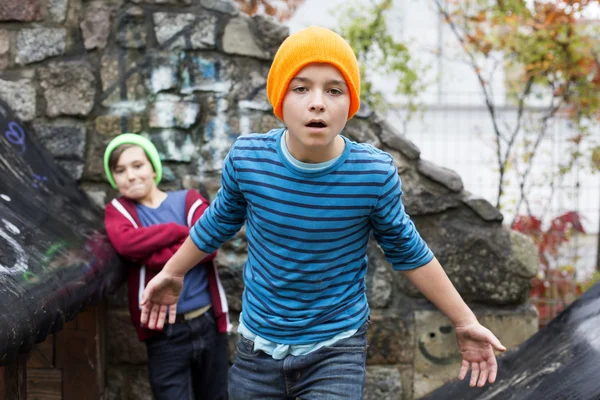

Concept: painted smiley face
[[418, 324, 461, 365]]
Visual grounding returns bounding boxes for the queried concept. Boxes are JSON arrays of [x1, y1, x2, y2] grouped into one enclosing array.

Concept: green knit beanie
[[103, 133, 162, 189]]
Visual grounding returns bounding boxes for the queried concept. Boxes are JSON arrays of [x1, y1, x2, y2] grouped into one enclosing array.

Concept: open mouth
[[306, 121, 327, 128]]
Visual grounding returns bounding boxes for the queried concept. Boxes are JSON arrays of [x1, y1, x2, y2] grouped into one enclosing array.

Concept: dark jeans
[[228, 321, 369, 400], [145, 310, 229, 400]]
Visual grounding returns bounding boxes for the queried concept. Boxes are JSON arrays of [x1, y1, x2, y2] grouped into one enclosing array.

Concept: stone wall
[[0, 1, 539, 398]]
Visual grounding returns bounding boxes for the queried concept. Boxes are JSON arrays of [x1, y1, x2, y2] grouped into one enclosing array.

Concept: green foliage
[[447, 0, 600, 138], [592, 145, 600, 172], [337, 0, 424, 112], [579, 270, 600, 293], [436, 0, 600, 213]]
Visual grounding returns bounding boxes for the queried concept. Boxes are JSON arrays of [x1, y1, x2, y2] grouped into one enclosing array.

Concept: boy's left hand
[[455, 322, 506, 387]]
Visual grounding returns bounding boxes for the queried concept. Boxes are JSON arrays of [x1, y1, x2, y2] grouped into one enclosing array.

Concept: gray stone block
[[400, 169, 464, 215], [161, 165, 178, 183], [100, 51, 148, 108], [116, 6, 147, 49], [222, 16, 270, 59], [153, 12, 217, 50], [148, 94, 199, 129], [417, 159, 464, 193], [80, 185, 109, 210], [80, 1, 111, 50], [16, 28, 66, 64], [345, 118, 382, 149], [389, 205, 536, 305], [508, 230, 539, 278], [0, 0, 41, 21], [180, 53, 233, 94], [48, 0, 68, 22], [142, 129, 195, 162], [249, 14, 289, 56], [0, 78, 36, 121], [367, 241, 393, 309], [0, 29, 9, 57], [39, 61, 96, 117], [55, 160, 84, 180], [367, 311, 414, 365], [33, 122, 87, 160], [83, 130, 115, 181], [215, 244, 247, 313], [364, 366, 403, 400], [463, 195, 504, 222], [94, 115, 143, 137], [201, 0, 238, 14], [148, 52, 180, 94]]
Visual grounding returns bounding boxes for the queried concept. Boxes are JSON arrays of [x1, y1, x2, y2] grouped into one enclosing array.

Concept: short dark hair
[[108, 144, 153, 171]]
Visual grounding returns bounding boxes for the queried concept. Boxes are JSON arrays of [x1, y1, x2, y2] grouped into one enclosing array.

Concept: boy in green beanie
[[103, 134, 229, 400]]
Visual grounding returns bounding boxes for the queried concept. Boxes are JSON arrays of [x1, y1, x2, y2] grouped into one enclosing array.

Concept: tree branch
[[434, 0, 507, 207], [511, 99, 563, 226], [504, 77, 534, 162]]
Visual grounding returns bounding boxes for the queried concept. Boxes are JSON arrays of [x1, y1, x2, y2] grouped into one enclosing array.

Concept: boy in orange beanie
[[139, 26, 506, 399]]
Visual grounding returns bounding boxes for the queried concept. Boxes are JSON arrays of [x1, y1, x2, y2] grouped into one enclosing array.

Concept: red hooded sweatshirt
[[104, 189, 231, 341]]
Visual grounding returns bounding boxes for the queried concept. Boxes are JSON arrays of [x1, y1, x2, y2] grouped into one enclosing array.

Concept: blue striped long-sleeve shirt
[[190, 128, 433, 344]]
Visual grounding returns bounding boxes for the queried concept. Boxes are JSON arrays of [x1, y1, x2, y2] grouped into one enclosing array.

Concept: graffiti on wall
[[0, 99, 124, 365], [98, 7, 281, 176], [417, 324, 462, 366], [0, 214, 27, 275]]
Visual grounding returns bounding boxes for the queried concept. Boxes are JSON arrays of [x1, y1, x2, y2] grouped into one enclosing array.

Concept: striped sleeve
[[190, 147, 247, 253], [370, 159, 434, 270]]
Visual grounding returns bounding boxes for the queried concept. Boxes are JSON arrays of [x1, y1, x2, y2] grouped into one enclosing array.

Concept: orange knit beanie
[[267, 26, 361, 121]]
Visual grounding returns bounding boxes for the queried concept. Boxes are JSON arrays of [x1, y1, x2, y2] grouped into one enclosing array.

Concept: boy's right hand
[[140, 270, 184, 330]]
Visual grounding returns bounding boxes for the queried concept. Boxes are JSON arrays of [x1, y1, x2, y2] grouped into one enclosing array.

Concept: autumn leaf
[[592, 146, 600, 172], [233, 0, 305, 21]]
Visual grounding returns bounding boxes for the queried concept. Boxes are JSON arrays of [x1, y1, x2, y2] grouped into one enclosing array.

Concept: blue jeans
[[145, 310, 229, 400], [228, 321, 369, 400]]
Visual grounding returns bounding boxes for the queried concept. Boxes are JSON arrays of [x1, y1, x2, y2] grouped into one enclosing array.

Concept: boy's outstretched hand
[[455, 322, 507, 387], [140, 270, 184, 330]]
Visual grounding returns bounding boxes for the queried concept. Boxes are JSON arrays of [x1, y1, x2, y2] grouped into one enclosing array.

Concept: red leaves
[[513, 211, 585, 270], [514, 211, 586, 327], [448, 0, 600, 121], [512, 214, 543, 236]]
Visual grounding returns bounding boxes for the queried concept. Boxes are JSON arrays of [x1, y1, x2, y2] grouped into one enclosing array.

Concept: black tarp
[[0, 100, 124, 366], [422, 282, 600, 399]]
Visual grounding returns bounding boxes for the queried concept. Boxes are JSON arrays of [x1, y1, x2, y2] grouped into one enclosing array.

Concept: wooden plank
[[26, 368, 62, 400], [0, 354, 27, 400], [95, 302, 106, 396], [27, 337, 55, 369], [55, 306, 99, 400]]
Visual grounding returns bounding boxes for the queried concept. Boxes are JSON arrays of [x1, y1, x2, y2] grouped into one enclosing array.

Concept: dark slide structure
[[423, 281, 600, 399], [0, 100, 123, 366]]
